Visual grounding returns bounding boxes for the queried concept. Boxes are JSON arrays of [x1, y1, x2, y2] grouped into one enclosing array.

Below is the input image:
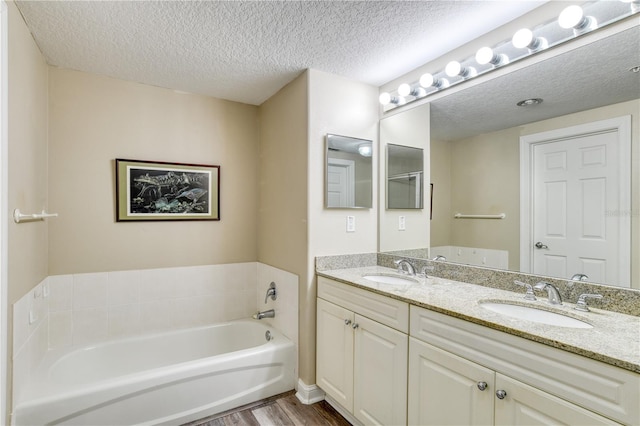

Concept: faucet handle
[[514, 280, 536, 301], [419, 265, 435, 277], [264, 282, 277, 304], [574, 293, 603, 312]]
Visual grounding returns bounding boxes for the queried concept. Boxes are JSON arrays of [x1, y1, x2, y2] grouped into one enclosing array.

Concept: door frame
[[519, 116, 631, 286]]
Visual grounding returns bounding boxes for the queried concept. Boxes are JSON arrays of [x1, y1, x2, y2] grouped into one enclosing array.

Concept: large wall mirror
[[387, 144, 424, 209], [326, 134, 373, 209], [381, 24, 639, 289]]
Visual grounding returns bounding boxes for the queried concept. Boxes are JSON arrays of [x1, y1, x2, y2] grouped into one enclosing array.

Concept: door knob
[[477, 381, 488, 391], [344, 319, 352, 326], [495, 390, 507, 399], [535, 242, 548, 249]]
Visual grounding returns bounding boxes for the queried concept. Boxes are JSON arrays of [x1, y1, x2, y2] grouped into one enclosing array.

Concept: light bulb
[[512, 28, 534, 49], [379, 92, 391, 105], [476, 47, 509, 67], [398, 83, 411, 97], [445, 61, 462, 77], [419, 73, 434, 87], [358, 144, 372, 157], [512, 28, 547, 51], [559, 5, 584, 28], [475, 47, 494, 65]]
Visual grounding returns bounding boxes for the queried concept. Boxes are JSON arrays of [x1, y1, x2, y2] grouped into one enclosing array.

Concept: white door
[[353, 315, 407, 426], [521, 116, 631, 286], [327, 158, 355, 207], [316, 298, 354, 410], [408, 338, 494, 426]]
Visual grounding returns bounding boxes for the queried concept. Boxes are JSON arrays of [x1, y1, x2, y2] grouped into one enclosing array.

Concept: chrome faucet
[[432, 255, 447, 261], [571, 273, 589, 282], [394, 259, 416, 276], [534, 281, 562, 305], [253, 309, 275, 320], [264, 282, 277, 304]]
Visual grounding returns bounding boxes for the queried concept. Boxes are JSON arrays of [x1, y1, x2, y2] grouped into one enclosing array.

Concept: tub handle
[[264, 282, 277, 304]]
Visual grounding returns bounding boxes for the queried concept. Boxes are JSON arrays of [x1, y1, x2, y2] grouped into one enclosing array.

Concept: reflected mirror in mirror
[[326, 134, 373, 209], [387, 144, 424, 209]]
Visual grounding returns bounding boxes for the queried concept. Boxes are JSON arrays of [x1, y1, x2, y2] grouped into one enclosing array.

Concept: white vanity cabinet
[[409, 305, 639, 425], [316, 277, 409, 426]]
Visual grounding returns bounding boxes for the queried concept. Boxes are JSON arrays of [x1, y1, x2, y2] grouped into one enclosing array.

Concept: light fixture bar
[[381, 0, 637, 111]]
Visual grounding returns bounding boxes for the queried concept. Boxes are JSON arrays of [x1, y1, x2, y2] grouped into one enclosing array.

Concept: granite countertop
[[317, 266, 640, 374]]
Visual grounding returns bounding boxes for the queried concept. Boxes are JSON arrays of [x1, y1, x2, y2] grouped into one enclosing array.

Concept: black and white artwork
[[116, 159, 220, 221]]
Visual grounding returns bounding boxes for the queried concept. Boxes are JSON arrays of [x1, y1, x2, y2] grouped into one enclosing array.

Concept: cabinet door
[[316, 298, 354, 410], [495, 374, 620, 425], [354, 314, 408, 426], [408, 338, 494, 426]]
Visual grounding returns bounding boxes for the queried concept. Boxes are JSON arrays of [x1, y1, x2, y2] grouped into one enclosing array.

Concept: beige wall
[[7, 0, 48, 304], [441, 100, 639, 287], [257, 71, 310, 380], [429, 138, 451, 247], [5, 1, 49, 421], [47, 68, 260, 275], [449, 126, 521, 270]]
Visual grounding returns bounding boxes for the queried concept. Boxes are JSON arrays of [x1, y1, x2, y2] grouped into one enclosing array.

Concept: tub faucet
[[394, 259, 416, 276], [253, 309, 275, 320], [264, 282, 277, 304], [534, 281, 562, 305]]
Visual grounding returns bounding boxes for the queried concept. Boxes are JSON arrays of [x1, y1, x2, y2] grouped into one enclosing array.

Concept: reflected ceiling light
[[445, 61, 477, 78], [475, 47, 509, 66], [419, 73, 449, 89], [517, 98, 543, 107], [512, 28, 548, 51], [621, 0, 640, 13], [358, 144, 372, 157], [559, 5, 597, 34], [398, 83, 427, 98]]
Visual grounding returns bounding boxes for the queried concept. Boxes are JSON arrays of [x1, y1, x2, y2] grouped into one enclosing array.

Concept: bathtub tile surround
[[257, 263, 299, 347], [11, 262, 299, 410]]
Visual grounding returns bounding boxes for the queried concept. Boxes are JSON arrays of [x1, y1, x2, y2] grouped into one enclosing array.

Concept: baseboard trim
[[294, 379, 325, 405]]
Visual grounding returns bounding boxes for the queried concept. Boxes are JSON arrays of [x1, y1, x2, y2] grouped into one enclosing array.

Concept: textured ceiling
[[430, 25, 640, 141], [15, 0, 546, 105]]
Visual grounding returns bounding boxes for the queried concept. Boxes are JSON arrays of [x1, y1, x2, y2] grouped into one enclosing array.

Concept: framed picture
[[115, 159, 220, 221]]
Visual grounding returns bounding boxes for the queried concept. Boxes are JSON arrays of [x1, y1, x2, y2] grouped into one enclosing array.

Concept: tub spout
[[253, 309, 275, 320]]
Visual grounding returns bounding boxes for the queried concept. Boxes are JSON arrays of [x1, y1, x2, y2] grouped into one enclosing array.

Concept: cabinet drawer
[[410, 305, 639, 425], [318, 276, 409, 333]]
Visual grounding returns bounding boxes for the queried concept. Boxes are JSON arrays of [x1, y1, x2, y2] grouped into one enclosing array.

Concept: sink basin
[[362, 274, 417, 285], [479, 301, 592, 329]]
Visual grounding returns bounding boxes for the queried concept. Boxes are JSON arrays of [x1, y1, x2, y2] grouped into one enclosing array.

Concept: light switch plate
[[346, 216, 355, 232]]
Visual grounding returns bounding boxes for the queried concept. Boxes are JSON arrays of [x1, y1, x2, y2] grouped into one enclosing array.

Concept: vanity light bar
[[380, 1, 638, 111]]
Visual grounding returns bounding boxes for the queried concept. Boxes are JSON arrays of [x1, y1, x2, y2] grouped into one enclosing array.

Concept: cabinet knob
[[495, 390, 507, 400], [477, 381, 488, 391], [344, 319, 352, 326], [352, 323, 359, 329]]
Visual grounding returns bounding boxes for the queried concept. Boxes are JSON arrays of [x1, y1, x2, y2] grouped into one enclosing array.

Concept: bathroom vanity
[[315, 266, 639, 426]]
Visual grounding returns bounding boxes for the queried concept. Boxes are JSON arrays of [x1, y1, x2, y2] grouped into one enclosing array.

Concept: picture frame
[[115, 158, 220, 221]]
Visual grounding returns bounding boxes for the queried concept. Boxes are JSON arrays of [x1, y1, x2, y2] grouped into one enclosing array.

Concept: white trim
[[294, 378, 325, 405], [520, 116, 632, 287], [0, 1, 9, 422]]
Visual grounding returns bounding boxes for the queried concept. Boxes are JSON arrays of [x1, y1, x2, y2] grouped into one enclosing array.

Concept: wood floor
[[183, 391, 351, 426]]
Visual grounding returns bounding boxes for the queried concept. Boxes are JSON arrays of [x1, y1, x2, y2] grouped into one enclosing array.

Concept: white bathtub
[[12, 320, 296, 425]]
